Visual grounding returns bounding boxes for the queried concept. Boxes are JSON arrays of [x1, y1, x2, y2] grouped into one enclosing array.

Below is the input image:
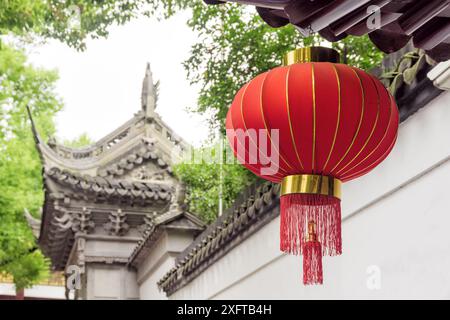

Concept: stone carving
[[133, 166, 165, 181], [137, 212, 157, 236], [133, 166, 148, 180], [104, 209, 129, 236], [77, 238, 86, 273], [53, 207, 73, 231], [167, 183, 188, 212], [72, 207, 95, 234], [47, 136, 57, 150], [105, 128, 130, 150], [99, 137, 172, 180]]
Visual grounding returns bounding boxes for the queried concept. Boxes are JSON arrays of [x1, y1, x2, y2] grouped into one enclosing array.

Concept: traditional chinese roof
[[28, 63, 187, 181], [30, 64, 195, 271], [158, 47, 446, 296], [38, 156, 177, 270], [31, 113, 185, 179], [205, 0, 450, 62]]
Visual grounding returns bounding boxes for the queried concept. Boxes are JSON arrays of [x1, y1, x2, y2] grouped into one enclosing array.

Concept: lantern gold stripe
[[340, 92, 395, 178], [259, 72, 295, 171], [285, 66, 304, 170], [230, 83, 286, 179], [336, 74, 381, 175], [230, 83, 252, 166], [330, 67, 365, 173], [240, 82, 265, 169], [343, 129, 397, 181], [322, 63, 342, 173], [240, 79, 289, 177], [311, 63, 317, 173]]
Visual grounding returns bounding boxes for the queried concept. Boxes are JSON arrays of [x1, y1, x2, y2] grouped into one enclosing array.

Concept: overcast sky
[[27, 12, 210, 147]]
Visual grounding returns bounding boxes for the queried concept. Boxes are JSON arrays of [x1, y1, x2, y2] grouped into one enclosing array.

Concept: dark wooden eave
[[205, 0, 450, 62]]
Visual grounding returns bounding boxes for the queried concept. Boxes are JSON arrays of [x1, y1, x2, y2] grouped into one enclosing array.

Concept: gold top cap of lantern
[[283, 47, 340, 65]]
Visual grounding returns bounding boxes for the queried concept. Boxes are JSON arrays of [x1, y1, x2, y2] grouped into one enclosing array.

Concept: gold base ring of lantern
[[280, 174, 342, 200]]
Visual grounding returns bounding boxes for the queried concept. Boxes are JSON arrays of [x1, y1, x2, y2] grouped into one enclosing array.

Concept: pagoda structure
[[30, 64, 205, 299]]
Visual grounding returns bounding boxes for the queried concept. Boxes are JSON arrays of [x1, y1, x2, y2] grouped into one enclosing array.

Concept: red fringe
[[303, 241, 323, 285], [280, 193, 341, 256]]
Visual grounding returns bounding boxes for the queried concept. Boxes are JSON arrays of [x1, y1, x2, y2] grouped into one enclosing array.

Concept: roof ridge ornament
[[141, 62, 157, 118]]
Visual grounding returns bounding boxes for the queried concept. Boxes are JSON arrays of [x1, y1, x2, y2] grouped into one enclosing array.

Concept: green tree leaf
[[0, 43, 61, 290]]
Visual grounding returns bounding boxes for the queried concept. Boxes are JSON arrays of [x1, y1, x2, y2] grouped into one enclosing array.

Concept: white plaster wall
[[138, 254, 176, 300], [170, 91, 450, 300], [137, 232, 172, 300], [138, 230, 197, 299], [86, 263, 139, 300]]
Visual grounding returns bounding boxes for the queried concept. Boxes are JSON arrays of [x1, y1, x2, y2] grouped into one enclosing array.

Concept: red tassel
[[302, 221, 323, 285], [303, 240, 323, 285], [280, 193, 341, 256]]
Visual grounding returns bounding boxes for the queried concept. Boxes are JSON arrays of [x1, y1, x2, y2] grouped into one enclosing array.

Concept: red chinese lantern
[[226, 47, 399, 285]]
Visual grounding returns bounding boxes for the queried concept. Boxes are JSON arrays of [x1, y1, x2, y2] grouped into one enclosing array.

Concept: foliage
[[0, 43, 61, 289], [63, 132, 93, 148], [1, 0, 155, 50], [174, 143, 255, 222], [331, 36, 385, 72], [41, 0, 147, 50], [184, 4, 302, 130], [0, 0, 47, 36], [2, 250, 49, 290]]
